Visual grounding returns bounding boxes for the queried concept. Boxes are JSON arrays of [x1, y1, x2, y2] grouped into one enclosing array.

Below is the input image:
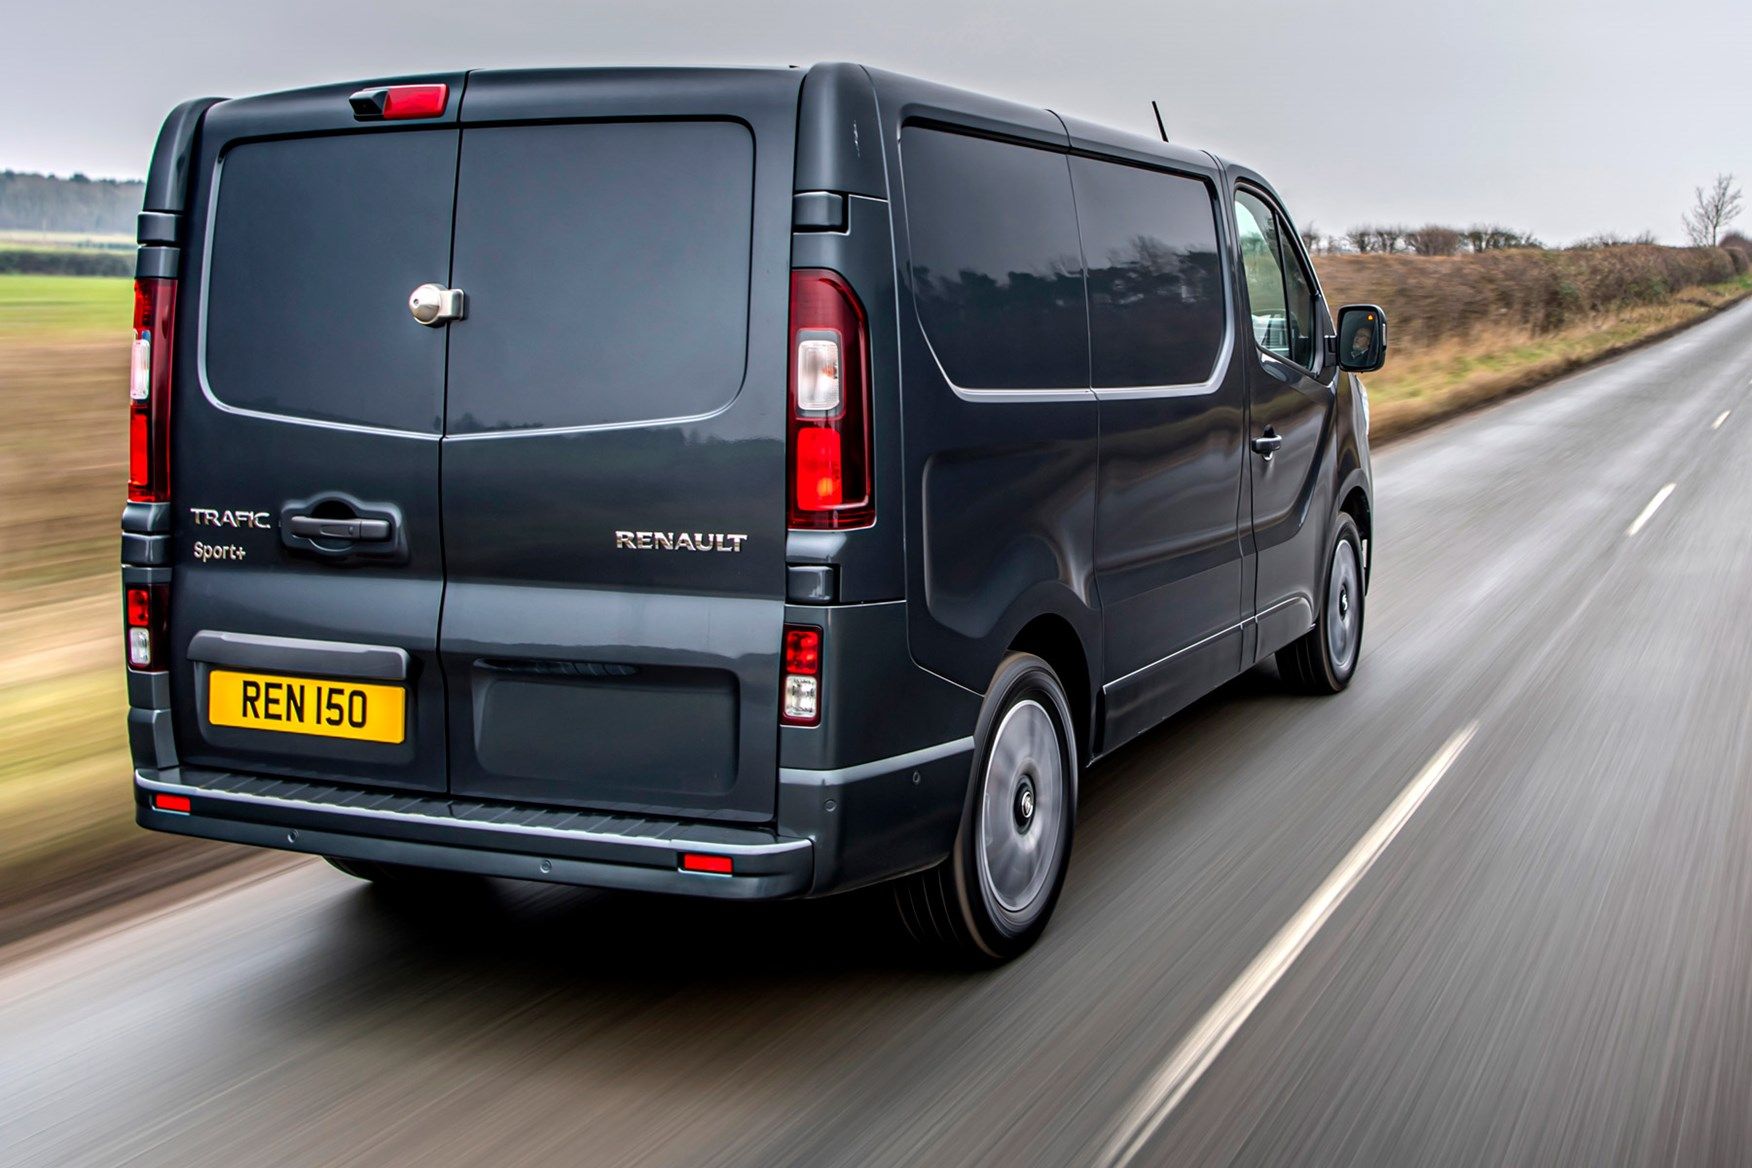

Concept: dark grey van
[[125, 64, 1384, 961]]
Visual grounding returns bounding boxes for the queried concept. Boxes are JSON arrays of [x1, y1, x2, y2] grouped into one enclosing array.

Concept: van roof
[[195, 62, 1251, 191]]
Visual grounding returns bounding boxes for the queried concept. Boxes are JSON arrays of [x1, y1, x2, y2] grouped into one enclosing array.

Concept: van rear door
[[167, 83, 463, 793], [438, 71, 801, 822]]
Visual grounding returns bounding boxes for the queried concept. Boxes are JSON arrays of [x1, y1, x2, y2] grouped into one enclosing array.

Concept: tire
[[893, 652, 1077, 965], [1277, 513, 1365, 694]]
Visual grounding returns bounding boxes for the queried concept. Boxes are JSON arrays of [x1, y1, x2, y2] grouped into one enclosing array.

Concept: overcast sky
[[6, 0, 1749, 244]]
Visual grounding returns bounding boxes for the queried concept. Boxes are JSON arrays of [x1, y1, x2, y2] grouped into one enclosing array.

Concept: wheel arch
[[1336, 473, 1373, 587], [1006, 613, 1095, 766]]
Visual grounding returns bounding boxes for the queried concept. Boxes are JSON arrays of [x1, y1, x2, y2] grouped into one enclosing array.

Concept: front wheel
[[1277, 513, 1365, 694], [894, 653, 1077, 964]]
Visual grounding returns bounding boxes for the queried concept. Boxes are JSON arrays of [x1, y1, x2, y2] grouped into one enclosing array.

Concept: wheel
[[894, 652, 1077, 964], [1277, 513, 1365, 694]]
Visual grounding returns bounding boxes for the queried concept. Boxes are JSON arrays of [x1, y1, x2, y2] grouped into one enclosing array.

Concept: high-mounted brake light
[[349, 84, 449, 121], [781, 624, 823, 725], [129, 278, 176, 503], [125, 584, 167, 671], [788, 270, 873, 529]]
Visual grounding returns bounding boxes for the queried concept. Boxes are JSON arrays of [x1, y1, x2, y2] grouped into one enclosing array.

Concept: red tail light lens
[[781, 624, 823, 725], [680, 852, 734, 875], [129, 278, 177, 503], [125, 584, 168, 671], [795, 428, 844, 509], [788, 270, 872, 529], [152, 793, 191, 814], [784, 626, 822, 674]]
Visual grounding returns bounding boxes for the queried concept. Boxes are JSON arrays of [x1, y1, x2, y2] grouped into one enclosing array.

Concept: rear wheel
[[1277, 513, 1365, 694], [894, 653, 1077, 964]]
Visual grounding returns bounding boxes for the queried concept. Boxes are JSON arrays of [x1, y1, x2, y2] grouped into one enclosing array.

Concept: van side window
[[1071, 158, 1226, 387], [901, 127, 1088, 389], [1234, 190, 1317, 369]]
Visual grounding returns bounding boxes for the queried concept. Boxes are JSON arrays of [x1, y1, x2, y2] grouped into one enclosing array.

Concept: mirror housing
[[1335, 304, 1388, 373]]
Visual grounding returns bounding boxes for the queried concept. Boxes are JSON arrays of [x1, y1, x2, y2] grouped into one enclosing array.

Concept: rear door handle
[[1251, 430, 1284, 460], [286, 515, 393, 542]]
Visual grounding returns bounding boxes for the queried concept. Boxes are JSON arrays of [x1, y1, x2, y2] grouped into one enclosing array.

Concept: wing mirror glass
[[1335, 304, 1388, 373]]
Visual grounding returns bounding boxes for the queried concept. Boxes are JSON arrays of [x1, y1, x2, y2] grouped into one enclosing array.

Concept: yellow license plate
[[208, 670, 406, 744]]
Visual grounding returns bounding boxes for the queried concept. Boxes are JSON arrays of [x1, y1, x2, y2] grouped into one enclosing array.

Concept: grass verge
[[1365, 276, 1752, 441]]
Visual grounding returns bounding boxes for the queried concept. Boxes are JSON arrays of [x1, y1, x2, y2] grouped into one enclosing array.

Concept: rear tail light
[[788, 270, 873, 529], [680, 852, 734, 875], [129, 277, 176, 503], [781, 624, 823, 725], [152, 793, 191, 814], [125, 584, 167, 671]]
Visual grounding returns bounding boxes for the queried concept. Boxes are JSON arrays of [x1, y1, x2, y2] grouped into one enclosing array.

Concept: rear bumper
[[135, 770, 813, 899], [133, 733, 980, 899]]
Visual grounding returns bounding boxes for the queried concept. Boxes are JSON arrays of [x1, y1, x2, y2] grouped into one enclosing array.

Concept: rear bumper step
[[135, 769, 812, 899]]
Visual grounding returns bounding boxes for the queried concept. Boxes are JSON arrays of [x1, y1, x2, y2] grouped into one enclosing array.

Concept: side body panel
[[1061, 119, 1249, 752], [867, 70, 1103, 732]]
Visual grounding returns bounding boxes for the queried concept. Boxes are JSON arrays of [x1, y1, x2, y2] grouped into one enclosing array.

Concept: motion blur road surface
[[7, 303, 1752, 1168]]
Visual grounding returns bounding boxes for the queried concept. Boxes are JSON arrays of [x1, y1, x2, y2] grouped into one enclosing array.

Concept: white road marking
[[1096, 725, 1478, 1167], [1626, 483, 1677, 537], [1712, 410, 1731, 430]]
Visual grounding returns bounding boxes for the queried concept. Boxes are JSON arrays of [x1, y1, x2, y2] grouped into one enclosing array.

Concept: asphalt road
[[7, 302, 1752, 1168]]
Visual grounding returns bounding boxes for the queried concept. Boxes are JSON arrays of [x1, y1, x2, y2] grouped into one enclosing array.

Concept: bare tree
[[1568, 230, 1658, 249], [1345, 225, 1376, 253], [1371, 225, 1408, 253], [1683, 174, 1744, 247], [1465, 224, 1544, 251], [1404, 224, 1462, 256], [1299, 222, 1324, 254]]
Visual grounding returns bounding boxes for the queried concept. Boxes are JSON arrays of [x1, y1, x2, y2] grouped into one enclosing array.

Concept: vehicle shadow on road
[[271, 663, 1306, 1024], [210, 661, 1334, 1115]]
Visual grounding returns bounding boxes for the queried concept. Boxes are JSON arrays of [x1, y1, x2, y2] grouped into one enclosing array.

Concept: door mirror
[[1335, 304, 1388, 373]]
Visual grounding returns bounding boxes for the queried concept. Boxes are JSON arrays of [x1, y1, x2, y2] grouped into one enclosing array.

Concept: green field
[[0, 229, 133, 252], [0, 273, 132, 336]]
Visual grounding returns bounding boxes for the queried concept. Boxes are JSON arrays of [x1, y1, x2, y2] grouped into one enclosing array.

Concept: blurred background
[[3, 1, 1752, 1165]]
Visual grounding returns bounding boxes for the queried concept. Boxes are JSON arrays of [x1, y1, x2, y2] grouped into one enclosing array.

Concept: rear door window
[[1071, 158, 1226, 387], [900, 127, 1087, 390], [446, 121, 754, 433], [204, 131, 458, 433]]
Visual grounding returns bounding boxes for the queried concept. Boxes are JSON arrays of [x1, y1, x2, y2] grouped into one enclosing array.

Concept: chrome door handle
[[408, 283, 466, 327], [1251, 431, 1283, 460]]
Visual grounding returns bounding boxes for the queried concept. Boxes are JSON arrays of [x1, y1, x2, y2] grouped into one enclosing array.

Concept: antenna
[[1150, 101, 1169, 143]]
